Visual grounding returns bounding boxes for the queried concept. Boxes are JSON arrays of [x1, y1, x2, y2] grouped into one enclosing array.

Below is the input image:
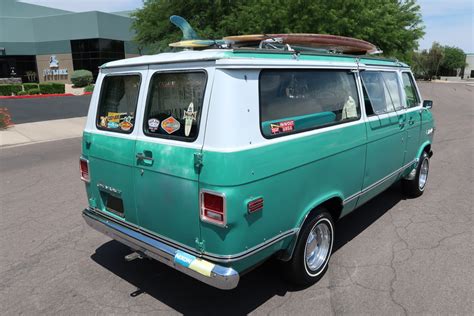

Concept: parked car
[[80, 49, 434, 290]]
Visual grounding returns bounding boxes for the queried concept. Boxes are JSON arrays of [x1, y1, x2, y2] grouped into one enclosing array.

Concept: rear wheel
[[284, 209, 334, 286], [402, 151, 430, 197]]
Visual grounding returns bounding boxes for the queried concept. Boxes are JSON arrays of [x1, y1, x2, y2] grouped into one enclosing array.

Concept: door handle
[[408, 120, 415, 125], [136, 153, 154, 162]]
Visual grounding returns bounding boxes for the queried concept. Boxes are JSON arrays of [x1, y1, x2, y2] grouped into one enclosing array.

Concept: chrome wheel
[[304, 219, 332, 275], [418, 158, 429, 190]]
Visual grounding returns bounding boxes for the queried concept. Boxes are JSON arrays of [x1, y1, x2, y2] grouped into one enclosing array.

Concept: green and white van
[[81, 49, 434, 290]]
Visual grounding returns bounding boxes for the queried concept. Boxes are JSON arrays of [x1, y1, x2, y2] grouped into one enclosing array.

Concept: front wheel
[[402, 151, 430, 197], [283, 209, 334, 286]]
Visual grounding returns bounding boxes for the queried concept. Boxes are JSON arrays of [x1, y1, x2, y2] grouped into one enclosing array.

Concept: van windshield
[[144, 71, 207, 141]]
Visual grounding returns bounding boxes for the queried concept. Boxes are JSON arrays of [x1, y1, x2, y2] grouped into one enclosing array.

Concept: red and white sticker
[[270, 120, 294, 134]]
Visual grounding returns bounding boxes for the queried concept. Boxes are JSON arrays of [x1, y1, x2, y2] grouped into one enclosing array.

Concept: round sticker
[[148, 118, 160, 132]]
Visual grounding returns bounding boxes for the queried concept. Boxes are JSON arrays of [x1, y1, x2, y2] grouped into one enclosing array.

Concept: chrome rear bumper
[[82, 208, 239, 290]]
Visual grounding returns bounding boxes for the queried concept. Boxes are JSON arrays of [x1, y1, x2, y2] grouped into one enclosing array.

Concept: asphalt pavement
[[0, 94, 91, 124], [0, 82, 472, 315]]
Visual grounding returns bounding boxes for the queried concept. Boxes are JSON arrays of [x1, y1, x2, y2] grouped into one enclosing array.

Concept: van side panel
[[200, 69, 366, 271]]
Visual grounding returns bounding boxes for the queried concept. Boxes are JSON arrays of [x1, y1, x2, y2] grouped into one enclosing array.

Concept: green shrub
[[51, 82, 65, 94], [23, 83, 39, 90], [39, 83, 65, 94], [84, 84, 95, 93], [0, 84, 23, 96], [17, 91, 28, 96], [70, 70, 93, 87], [28, 88, 40, 95]]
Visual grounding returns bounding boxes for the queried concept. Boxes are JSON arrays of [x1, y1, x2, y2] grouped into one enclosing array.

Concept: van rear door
[[133, 68, 211, 250], [84, 68, 147, 225]]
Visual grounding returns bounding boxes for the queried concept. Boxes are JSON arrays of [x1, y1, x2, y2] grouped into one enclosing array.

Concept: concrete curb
[[0, 117, 86, 148]]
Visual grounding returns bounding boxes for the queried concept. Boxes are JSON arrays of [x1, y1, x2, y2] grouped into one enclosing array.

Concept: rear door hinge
[[194, 152, 203, 174], [195, 238, 205, 253]]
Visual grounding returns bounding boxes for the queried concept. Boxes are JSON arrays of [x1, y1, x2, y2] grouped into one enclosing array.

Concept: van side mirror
[[423, 100, 433, 109]]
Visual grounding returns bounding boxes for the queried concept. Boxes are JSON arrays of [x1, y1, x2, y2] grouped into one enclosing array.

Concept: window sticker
[[161, 116, 181, 134], [148, 118, 160, 132], [119, 116, 133, 131], [100, 112, 134, 130], [271, 120, 295, 134], [107, 122, 119, 129], [183, 102, 197, 136]]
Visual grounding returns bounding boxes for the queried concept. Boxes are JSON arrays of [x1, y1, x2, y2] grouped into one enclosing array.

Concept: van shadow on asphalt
[[91, 183, 406, 315]]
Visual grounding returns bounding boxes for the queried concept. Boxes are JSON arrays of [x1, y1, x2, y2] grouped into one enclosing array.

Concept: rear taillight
[[200, 190, 226, 226], [80, 157, 90, 182]]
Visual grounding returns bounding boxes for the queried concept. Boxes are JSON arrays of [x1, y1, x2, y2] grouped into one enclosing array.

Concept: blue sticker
[[174, 250, 196, 267], [107, 122, 119, 129]]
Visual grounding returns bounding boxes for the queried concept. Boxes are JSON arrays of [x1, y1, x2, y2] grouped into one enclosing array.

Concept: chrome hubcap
[[418, 158, 429, 190], [305, 220, 331, 272]]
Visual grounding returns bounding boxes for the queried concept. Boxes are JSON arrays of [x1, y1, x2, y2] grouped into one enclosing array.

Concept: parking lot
[[0, 82, 472, 315]]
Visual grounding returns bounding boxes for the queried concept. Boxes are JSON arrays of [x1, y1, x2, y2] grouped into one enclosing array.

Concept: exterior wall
[[36, 53, 74, 83], [463, 54, 474, 79]]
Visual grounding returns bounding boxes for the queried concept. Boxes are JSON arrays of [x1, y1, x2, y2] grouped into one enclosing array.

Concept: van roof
[[101, 49, 409, 69]]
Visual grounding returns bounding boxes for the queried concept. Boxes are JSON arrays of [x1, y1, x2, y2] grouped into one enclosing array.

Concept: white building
[[463, 53, 474, 79]]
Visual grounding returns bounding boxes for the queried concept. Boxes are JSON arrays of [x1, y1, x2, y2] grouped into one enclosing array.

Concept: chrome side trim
[[202, 228, 299, 262], [85, 207, 297, 263], [343, 159, 417, 205], [83, 208, 239, 290]]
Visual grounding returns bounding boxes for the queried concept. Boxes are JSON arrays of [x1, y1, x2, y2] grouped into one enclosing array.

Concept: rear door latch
[[194, 152, 203, 173]]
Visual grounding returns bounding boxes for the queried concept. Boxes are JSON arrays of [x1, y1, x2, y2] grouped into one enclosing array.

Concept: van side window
[[259, 69, 360, 138], [144, 71, 206, 141], [361, 71, 403, 115], [401, 72, 420, 108], [96, 75, 141, 133]]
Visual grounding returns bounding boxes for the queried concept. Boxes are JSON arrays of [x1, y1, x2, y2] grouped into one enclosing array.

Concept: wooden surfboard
[[224, 33, 378, 54]]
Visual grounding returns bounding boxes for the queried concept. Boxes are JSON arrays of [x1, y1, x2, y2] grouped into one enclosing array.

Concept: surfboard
[[168, 15, 378, 54], [224, 33, 378, 54], [169, 40, 218, 48], [183, 102, 197, 136]]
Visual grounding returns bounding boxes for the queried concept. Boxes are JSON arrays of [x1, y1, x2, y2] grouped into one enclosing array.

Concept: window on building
[[96, 74, 141, 134], [143, 71, 207, 141], [259, 69, 360, 138], [71, 38, 125, 80]]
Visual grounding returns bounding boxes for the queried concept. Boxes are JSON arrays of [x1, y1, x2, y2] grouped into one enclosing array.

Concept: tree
[[411, 43, 467, 79], [132, 0, 424, 59], [411, 42, 444, 80], [439, 46, 466, 76]]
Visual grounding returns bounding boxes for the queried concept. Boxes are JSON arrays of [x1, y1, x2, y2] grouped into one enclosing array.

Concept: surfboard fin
[[170, 15, 199, 40]]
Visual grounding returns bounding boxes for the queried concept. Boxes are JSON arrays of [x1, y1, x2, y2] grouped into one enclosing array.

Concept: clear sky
[[417, 0, 473, 53], [19, 0, 474, 53]]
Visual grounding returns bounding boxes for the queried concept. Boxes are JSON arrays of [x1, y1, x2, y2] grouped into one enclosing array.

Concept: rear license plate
[[105, 194, 124, 217]]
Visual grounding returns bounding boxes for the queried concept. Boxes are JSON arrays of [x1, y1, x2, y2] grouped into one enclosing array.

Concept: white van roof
[[101, 49, 408, 69]]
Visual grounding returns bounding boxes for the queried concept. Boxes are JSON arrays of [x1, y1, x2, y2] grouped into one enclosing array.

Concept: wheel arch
[[278, 193, 343, 261], [417, 141, 432, 160]]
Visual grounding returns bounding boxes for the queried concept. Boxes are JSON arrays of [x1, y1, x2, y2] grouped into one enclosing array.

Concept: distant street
[[1, 95, 91, 124], [0, 82, 472, 315]]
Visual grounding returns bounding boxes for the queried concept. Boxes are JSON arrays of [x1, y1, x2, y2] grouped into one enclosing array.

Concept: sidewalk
[[0, 117, 86, 148]]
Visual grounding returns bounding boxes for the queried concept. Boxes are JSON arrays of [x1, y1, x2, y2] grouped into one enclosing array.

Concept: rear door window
[[260, 69, 360, 138], [96, 74, 141, 133], [143, 71, 207, 141], [360, 71, 403, 115], [401, 72, 420, 108]]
